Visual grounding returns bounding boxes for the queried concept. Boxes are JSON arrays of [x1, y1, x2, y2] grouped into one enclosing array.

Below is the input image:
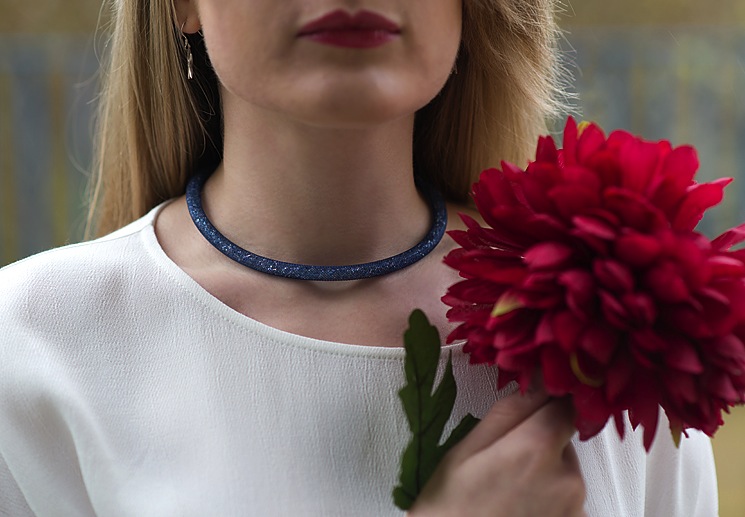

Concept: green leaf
[[398, 309, 441, 434], [440, 413, 481, 455], [392, 485, 415, 511], [392, 309, 482, 511]]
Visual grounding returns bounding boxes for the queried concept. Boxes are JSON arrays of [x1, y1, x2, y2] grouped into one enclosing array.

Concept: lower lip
[[301, 29, 399, 49]]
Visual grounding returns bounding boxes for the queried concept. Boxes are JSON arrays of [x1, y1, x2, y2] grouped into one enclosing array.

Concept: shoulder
[[0, 208, 161, 336]]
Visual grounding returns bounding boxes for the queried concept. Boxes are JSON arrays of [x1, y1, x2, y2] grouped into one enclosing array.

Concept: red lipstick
[[298, 10, 401, 49]]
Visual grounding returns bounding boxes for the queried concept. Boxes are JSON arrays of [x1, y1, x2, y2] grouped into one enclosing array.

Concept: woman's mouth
[[297, 9, 402, 49]]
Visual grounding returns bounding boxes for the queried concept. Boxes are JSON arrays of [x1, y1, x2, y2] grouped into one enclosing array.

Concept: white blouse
[[0, 205, 718, 516]]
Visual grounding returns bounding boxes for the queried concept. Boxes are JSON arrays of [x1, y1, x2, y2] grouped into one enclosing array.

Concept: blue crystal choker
[[185, 171, 448, 281]]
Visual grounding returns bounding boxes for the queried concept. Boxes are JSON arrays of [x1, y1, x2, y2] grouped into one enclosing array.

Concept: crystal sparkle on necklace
[[185, 171, 448, 281]]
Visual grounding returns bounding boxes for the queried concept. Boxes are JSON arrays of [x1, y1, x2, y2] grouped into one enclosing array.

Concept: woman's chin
[[276, 85, 438, 129], [291, 103, 415, 130]]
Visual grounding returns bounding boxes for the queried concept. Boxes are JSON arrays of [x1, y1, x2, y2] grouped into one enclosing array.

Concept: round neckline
[[140, 202, 466, 359]]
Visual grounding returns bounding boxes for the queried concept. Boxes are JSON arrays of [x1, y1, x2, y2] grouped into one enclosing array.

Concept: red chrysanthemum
[[443, 117, 745, 450]]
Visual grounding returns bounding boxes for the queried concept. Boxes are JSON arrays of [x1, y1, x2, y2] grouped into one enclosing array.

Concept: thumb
[[448, 383, 549, 462]]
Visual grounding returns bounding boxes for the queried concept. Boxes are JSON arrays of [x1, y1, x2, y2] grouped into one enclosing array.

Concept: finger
[[502, 397, 577, 454], [449, 384, 550, 461]]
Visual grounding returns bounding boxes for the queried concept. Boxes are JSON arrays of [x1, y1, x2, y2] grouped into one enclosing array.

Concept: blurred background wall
[[1, 0, 744, 514], [0, 0, 102, 264]]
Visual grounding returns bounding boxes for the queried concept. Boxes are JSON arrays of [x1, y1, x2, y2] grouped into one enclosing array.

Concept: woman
[[0, 0, 717, 515]]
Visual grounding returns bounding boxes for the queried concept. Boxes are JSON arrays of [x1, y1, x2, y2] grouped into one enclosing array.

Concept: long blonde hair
[[88, 0, 567, 237]]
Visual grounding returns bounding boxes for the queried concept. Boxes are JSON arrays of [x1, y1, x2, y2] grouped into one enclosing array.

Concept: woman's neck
[[202, 98, 430, 267]]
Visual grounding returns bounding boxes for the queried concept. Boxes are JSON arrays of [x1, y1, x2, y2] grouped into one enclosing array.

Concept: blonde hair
[[88, 0, 567, 237]]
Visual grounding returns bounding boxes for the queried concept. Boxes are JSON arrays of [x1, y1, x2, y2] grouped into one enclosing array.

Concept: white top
[[0, 205, 718, 517]]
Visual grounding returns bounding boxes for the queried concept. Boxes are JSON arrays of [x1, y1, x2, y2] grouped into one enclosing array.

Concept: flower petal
[[650, 145, 699, 213], [709, 334, 745, 359], [444, 278, 506, 305], [491, 292, 525, 318], [552, 310, 584, 353], [455, 260, 528, 285], [573, 384, 612, 441], [665, 341, 705, 374], [605, 352, 634, 402], [707, 256, 745, 278], [644, 261, 690, 303], [605, 128, 634, 149], [512, 168, 559, 214], [563, 165, 603, 193], [535, 313, 555, 345], [573, 215, 618, 240], [660, 144, 698, 184], [618, 138, 663, 194], [673, 178, 732, 231], [631, 329, 668, 352], [663, 370, 698, 404], [497, 340, 542, 371], [603, 187, 668, 232], [622, 292, 657, 327], [577, 123, 607, 165], [541, 347, 577, 395], [524, 242, 574, 270], [712, 223, 745, 251], [536, 135, 559, 164], [618, 138, 660, 194], [559, 270, 597, 319], [562, 116, 580, 166], [614, 232, 662, 267], [628, 384, 660, 451], [549, 185, 601, 219], [706, 374, 740, 403], [593, 259, 635, 293], [455, 214, 525, 252], [580, 324, 619, 365], [599, 291, 630, 330]]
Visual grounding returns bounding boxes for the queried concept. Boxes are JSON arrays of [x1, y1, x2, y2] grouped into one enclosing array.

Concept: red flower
[[443, 118, 745, 450]]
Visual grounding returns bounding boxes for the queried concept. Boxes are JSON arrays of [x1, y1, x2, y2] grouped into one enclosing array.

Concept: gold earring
[[180, 22, 194, 80]]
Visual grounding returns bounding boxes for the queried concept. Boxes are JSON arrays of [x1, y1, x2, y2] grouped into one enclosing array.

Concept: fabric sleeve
[[0, 452, 35, 517], [644, 429, 719, 517]]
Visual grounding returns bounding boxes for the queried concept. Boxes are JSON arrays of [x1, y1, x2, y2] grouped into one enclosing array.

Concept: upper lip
[[298, 9, 401, 36]]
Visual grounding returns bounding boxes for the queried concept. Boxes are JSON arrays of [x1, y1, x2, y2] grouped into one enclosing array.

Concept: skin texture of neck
[[202, 92, 431, 267]]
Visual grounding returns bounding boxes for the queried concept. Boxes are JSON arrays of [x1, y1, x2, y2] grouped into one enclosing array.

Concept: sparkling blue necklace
[[185, 171, 448, 281]]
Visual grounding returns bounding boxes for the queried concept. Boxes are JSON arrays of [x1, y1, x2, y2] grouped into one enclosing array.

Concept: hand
[[408, 388, 587, 517]]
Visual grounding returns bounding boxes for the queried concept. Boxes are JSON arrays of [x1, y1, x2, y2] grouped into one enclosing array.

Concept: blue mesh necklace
[[185, 171, 448, 281]]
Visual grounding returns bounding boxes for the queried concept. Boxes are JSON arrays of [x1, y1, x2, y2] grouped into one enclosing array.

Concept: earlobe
[[172, 0, 201, 34]]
